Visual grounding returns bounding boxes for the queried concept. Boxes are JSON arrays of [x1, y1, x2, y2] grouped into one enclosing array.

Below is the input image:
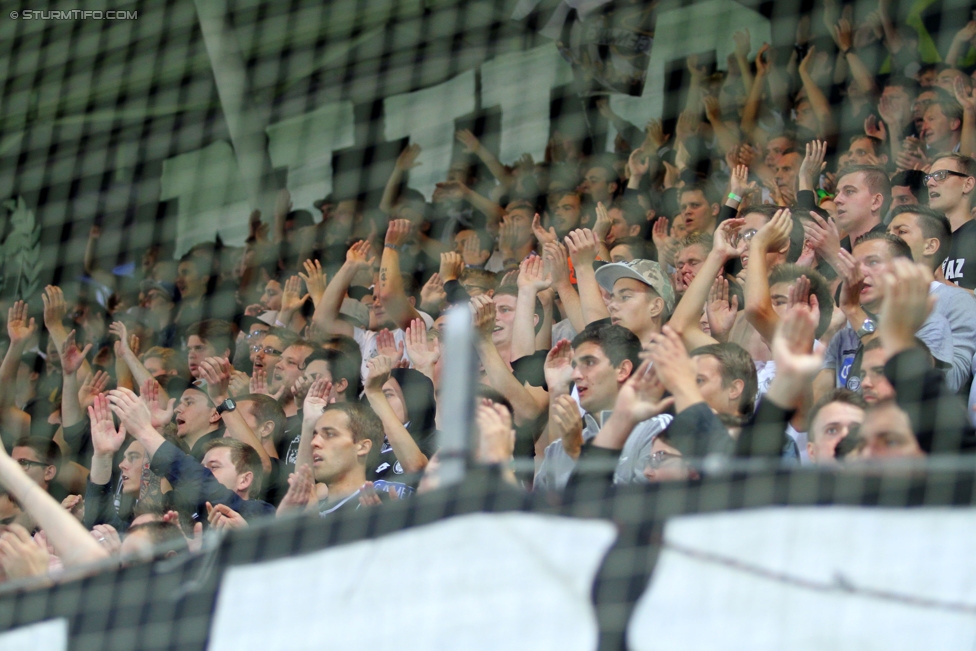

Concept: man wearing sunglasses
[[930, 154, 976, 290]]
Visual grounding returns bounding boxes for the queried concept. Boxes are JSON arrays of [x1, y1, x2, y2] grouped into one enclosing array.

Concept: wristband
[[384, 243, 398, 250], [727, 192, 742, 203]]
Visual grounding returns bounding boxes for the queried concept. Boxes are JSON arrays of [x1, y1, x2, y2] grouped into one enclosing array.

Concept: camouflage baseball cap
[[594, 259, 675, 315]]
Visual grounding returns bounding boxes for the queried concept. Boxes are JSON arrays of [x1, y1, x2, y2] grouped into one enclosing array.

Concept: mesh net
[[2, 0, 976, 649]]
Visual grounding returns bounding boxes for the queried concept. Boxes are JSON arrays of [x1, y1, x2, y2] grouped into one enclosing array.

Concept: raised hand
[[78, 370, 110, 412], [0, 524, 50, 580], [729, 164, 756, 199], [439, 251, 464, 282], [303, 377, 335, 424], [108, 321, 132, 357], [565, 228, 601, 268], [250, 367, 270, 396], [198, 357, 232, 402], [471, 294, 497, 340], [771, 302, 823, 379], [799, 140, 827, 191], [6, 301, 36, 347], [420, 273, 446, 310], [107, 387, 154, 435], [712, 217, 745, 261], [644, 326, 700, 408], [207, 502, 248, 531], [550, 394, 583, 458], [834, 248, 865, 313], [652, 216, 679, 266], [474, 401, 515, 465], [614, 359, 674, 423], [279, 275, 310, 320], [228, 370, 250, 398], [801, 211, 840, 259], [345, 240, 374, 269], [864, 114, 888, 142], [299, 259, 327, 306], [628, 148, 650, 179], [755, 42, 773, 75], [706, 277, 739, 341], [879, 259, 936, 355], [544, 339, 575, 396], [543, 241, 571, 290], [41, 285, 67, 335], [395, 143, 422, 172], [460, 231, 489, 267], [365, 355, 394, 393], [404, 318, 439, 378], [60, 330, 92, 376], [276, 464, 317, 516], [140, 378, 175, 430], [751, 208, 793, 256], [593, 202, 612, 242], [643, 118, 670, 151], [455, 129, 481, 154], [517, 255, 552, 294], [385, 218, 412, 249], [89, 393, 126, 456], [375, 328, 404, 362], [531, 213, 557, 246]]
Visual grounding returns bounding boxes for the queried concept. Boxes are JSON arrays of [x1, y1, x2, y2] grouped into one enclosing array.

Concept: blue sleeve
[[150, 441, 254, 517]]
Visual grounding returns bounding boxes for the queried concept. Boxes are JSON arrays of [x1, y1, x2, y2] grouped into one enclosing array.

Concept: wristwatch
[[216, 398, 237, 415], [856, 318, 876, 339]]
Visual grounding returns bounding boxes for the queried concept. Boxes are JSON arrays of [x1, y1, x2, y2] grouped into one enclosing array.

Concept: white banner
[[209, 512, 617, 651]]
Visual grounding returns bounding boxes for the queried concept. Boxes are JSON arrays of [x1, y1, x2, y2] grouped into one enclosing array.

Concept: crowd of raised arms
[[3, 5, 976, 580]]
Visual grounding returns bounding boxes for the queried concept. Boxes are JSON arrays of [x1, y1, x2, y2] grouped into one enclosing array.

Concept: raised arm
[[471, 295, 547, 425], [512, 256, 551, 360], [380, 144, 422, 215], [197, 358, 273, 474], [58, 329, 94, 430], [108, 321, 156, 394], [312, 240, 372, 337], [565, 228, 610, 325], [544, 241, 585, 333], [797, 47, 836, 138], [378, 219, 423, 329], [363, 356, 428, 473], [744, 209, 794, 342], [83, 225, 118, 292], [295, 377, 333, 474], [0, 435, 107, 568], [669, 219, 744, 350], [0, 302, 36, 423], [456, 129, 512, 190]]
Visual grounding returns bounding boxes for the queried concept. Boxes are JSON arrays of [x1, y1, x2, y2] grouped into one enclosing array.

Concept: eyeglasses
[[734, 228, 758, 247], [246, 330, 267, 340], [924, 169, 971, 184], [251, 345, 283, 356], [16, 458, 48, 470]]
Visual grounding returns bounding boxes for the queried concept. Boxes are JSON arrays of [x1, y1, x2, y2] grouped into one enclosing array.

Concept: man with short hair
[[11, 437, 64, 500], [930, 153, 976, 289], [889, 170, 927, 208], [887, 203, 976, 391], [106, 388, 275, 524], [772, 151, 802, 205], [173, 385, 223, 461], [859, 340, 895, 405], [288, 401, 385, 517], [534, 323, 671, 490], [806, 389, 866, 463], [578, 163, 619, 207], [846, 135, 889, 167], [920, 97, 963, 156], [688, 343, 758, 420], [677, 184, 720, 234], [814, 233, 954, 401], [185, 319, 235, 379], [546, 189, 583, 237]]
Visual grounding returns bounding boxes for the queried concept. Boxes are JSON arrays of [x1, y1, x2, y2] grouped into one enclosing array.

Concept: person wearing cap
[[594, 258, 675, 346]]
